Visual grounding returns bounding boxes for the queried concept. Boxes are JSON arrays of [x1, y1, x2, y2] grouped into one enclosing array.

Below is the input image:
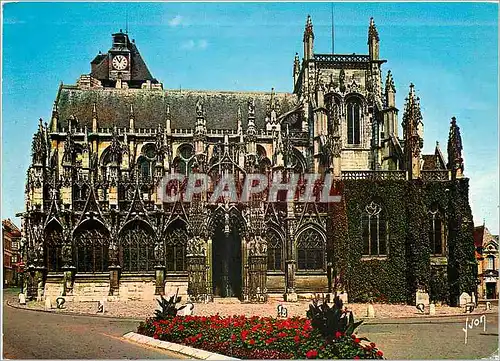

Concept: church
[[21, 16, 476, 305]]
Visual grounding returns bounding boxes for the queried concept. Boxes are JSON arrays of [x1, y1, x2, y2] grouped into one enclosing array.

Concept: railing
[[341, 170, 406, 181], [314, 54, 370, 63], [421, 170, 449, 181]]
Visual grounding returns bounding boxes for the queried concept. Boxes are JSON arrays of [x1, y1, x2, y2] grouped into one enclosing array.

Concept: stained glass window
[[267, 229, 283, 271], [296, 227, 325, 270], [362, 201, 387, 256], [74, 226, 109, 273], [120, 223, 155, 272]]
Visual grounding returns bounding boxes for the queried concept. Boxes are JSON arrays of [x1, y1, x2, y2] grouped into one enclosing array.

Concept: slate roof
[[90, 39, 156, 84], [421, 143, 447, 170], [56, 86, 298, 130]]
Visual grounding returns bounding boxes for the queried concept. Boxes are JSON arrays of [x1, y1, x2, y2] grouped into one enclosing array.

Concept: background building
[[3, 219, 22, 287], [474, 225, 499, 300], [19, 16, 476, 305]]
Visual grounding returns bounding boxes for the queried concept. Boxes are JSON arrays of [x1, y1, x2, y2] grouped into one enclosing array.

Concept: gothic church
[[21, 16, 476, 305]]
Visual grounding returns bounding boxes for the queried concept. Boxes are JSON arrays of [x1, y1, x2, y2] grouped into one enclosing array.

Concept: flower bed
[[137, 314, 384, 359]]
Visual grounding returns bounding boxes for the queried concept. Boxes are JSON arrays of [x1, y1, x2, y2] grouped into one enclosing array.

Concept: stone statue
[[154, 241, 164, 263], [248, 235, 267, 257], [196, 99, 204, 117], [248, 98, 255, 117]]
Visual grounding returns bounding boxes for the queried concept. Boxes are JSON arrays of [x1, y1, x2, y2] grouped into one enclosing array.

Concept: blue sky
[[2, 2, 498, 233]]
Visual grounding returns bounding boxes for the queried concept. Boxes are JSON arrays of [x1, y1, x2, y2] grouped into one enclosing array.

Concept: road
[[3, 296, 498, 359], [3, 302, 181, 359], [360, 314, 499, 359]]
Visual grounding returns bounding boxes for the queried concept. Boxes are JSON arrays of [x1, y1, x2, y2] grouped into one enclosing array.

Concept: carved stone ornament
[[248, 235, 267, 257], [186, 236, 206, 257], [154, 241, 165, 264]]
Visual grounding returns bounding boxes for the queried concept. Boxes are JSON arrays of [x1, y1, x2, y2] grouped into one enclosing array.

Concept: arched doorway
[[210, 206, 245, 298]]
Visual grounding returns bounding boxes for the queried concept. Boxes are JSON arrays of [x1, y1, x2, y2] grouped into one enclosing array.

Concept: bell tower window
[[347, 99, 362, 145]]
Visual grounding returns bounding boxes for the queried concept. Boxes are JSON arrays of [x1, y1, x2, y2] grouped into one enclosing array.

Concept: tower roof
[[90, 31, 157, 87]]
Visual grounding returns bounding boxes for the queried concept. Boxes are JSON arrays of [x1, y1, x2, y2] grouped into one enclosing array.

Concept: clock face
[[112, 55, 128, 71]]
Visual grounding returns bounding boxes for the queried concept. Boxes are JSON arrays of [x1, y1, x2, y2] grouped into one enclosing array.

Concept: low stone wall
[[73, 277, 110, 302], [119, 276, 156, 301]]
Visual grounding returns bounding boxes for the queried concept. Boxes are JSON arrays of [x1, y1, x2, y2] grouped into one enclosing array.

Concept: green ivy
[[329, 179, 476, 305]]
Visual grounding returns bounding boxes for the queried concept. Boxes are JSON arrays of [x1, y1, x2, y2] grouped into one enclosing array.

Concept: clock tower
[[108, 31, 132, 81]]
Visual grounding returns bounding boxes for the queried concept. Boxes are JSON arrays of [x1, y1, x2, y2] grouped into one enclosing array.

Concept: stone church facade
[[21, 16, 476, 304]]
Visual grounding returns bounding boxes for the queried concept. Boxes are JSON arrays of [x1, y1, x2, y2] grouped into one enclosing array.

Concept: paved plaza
[[3, 289, 499, 359]]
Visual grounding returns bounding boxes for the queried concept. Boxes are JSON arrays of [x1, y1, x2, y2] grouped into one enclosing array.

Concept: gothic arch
[[119, 220, 155, 272], [164, 218, 189, 272], [208, 205, 248, 237], [428, 203, 446, 255], [44, 219, 64, 272], [344, 93, 364, 146], [266, 226, 285, 271], [290, 148, 307, 173], [361, 199, 388, 256], [73, 219, 110, 273], [295, 223, 326, 271]]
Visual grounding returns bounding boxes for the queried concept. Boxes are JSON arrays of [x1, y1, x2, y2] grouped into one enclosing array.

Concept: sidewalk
[[5, 291, 497, 320]]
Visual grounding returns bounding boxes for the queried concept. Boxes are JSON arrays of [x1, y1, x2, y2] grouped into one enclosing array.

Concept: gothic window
[[361, 201, 387, 256], [45, 226, 64, 272], [138, 143, 156, 180], [296, 227, 325, 271], [487, 256, 495, 270], [175, 144, 195, 176], [119, 222, 155, 272], [74, 223, 110, 273], [428, 204, 445, 255], [164, 225, 188, 272], [267, 229, 284, 271], [290, 148, 307, 174], [346, 98, 362, 145]]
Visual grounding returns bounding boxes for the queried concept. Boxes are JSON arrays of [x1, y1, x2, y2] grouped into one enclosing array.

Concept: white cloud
[[168, 15, 183, 27], [181, 39, 208, 51], [198, 39, 208, 49], [469, 169, 499, 234], [181, 40, 195, 50]]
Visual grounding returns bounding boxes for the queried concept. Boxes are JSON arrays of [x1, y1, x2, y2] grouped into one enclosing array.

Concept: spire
[[92, 102, 98, 132], [368, 17, 380, 60], [368, 17, 379, 43], [402, 83, 423, 179], [447, 116, 464, 179], [385, 70, 396, 107], [293, 52, 301, 86], [129, 103, 135, 132], [303, 15, 314, 60], [237, 105, 242, 135], [247, 98, 256, 136], [165, 103, 171, 136], [304, 15, 314, 40], [51, 101, 59, 132]]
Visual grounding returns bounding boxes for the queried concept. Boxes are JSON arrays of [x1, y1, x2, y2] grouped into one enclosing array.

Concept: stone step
[[213, 297, 241, 304]]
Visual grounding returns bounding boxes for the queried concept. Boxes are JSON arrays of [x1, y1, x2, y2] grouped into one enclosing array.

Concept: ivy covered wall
[[332, 178, 476, 305]]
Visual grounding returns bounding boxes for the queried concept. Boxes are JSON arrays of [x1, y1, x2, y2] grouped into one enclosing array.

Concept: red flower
[[177, 325, 185, 331], [249, 339, 255, 345], [294, 335, 300, 343], [377, 350, 384, 357], [351, 334, 356, 339], [354, 338, 360, 344], [335, 331, 342, 339], [231, 334, 237, 342], [278, 331, 287, 338], [306, 349, 318, 359], [241, 330, 249, 340], [354, 356, 360, 360], [153, 334, 159, 339]]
